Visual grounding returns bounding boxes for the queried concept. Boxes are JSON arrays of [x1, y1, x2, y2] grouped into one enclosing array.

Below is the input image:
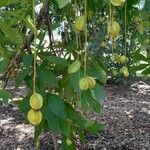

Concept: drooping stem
[[84, 0, 87, 76], [109, 1, 114, 54], [124, 1, 127, 59], [32, 0, 37, 93]]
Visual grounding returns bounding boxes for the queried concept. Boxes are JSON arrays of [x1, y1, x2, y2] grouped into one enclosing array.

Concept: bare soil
[[0, 80, 150, 150]]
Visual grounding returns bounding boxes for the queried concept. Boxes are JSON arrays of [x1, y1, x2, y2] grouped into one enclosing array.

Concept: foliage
[[0, 0, 149, 149]]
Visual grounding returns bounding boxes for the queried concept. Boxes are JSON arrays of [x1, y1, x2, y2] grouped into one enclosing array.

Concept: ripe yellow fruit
[[119, 55, 128, 64], [123, 68, 129, 77], [108, 21, 121, 38], [27, 109, 42, 125], [111, 0, 126, 6], [79, 77, 89, 90], [29, 92, 43, 110], [74, 16, 86, 32], [86, 76, 96, 89], [68, 60, 81, 74]]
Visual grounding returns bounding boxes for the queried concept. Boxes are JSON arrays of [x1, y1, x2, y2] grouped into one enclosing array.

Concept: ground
[[0, 80, 150, 150]]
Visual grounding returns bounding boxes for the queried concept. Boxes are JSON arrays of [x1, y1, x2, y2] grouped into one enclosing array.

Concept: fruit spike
[[29, 92, 43, 110]]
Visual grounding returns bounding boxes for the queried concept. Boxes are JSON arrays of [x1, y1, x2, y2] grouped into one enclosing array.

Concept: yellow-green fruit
[[68, 60, 81, 74], [111, 0, 126, 6], [119, 67, 124, 74], [74, 16, 86, 32], [112, 70, 118, 76], [86, 76, 96, 89], [100, 41, 107, 48], [119, 55, 128, 64], [27, 109, 42, 125], [29, 92, 43, 110], [112, 53, 121, 62], [66, 139, 72, 146], [108, 21, 121, 38], [79, 77, 89, 90], [123, 68, 129, 77]]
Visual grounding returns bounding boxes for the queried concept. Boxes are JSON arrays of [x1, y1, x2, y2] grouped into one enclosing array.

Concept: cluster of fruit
[[68, 59, 96, 90], [27, 92, 43, 125], [74, 15, 86, 32], [112, 66, 129, 77], [79, 76, 96, 90], [112, 53, 128, 64]]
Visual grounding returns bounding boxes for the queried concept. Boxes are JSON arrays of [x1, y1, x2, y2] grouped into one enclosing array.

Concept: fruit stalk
[[84, 0, 87, 76], [32, 0, 37, 93]]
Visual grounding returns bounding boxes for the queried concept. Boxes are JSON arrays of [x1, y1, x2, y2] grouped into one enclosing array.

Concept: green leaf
[[78, 129, 86, 144], [22, 54, 33, 68], [88, 61, 107, 84], [46, 55, 70, 67], [0, 89, 11, 104], [0, 59, 9, 74], [87, 122, 104, 134], [70, 71, 81, 93], [37, 65, 58, 87], [45, 103, 68, 135], [91, 84, 107, 100], [131, 64, 149, 72], [141, 67, 150, 75], [47, 94, 67, 120], [81, 89, 102, 113], [0, 22, 23, 45], [16, 68, 32, 87], [0, 0, 19, 7], [16, 94, 30, 114], [133, 51, 148, 62], [55, 0, 71, 9]]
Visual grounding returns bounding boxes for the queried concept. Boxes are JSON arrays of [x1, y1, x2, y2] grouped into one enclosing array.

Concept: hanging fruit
[[27, 109, 42, 125], [86, 76, 96, 89], [111, 0, 126, 6], [118, 55, 128, 64], [123, 67, 129, 77], [112, 69, 118, 76], [112, 53, 121, 63], [74, 16, 86, 32], [79, 77, 89, 90], [120, 66, 129, 77], [108, 21, 121, 38], [68, 59, 81, 74], [29, 92, 43, 110]]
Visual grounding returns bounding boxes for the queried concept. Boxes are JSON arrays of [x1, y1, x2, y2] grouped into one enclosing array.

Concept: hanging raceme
[[27, 0, 43, 125]]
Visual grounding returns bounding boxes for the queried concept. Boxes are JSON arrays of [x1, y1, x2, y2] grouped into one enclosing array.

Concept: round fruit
[[112, 53, 121, 63], [27, 109, 42, 125], [79, 77, 89, 90], [111, 0, 126, 6], [74, 16, 86, 32], [66, 139, 72, 146], [123, 68, 129, 77], [112, 69, 118, 76], [108, 21, 121, 38], [86, 76, 96, 89], [68, 59, 81, 74], [119, 55, 128, 64], [29, 92, 43, 110], [119, 67, 124, 74]]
